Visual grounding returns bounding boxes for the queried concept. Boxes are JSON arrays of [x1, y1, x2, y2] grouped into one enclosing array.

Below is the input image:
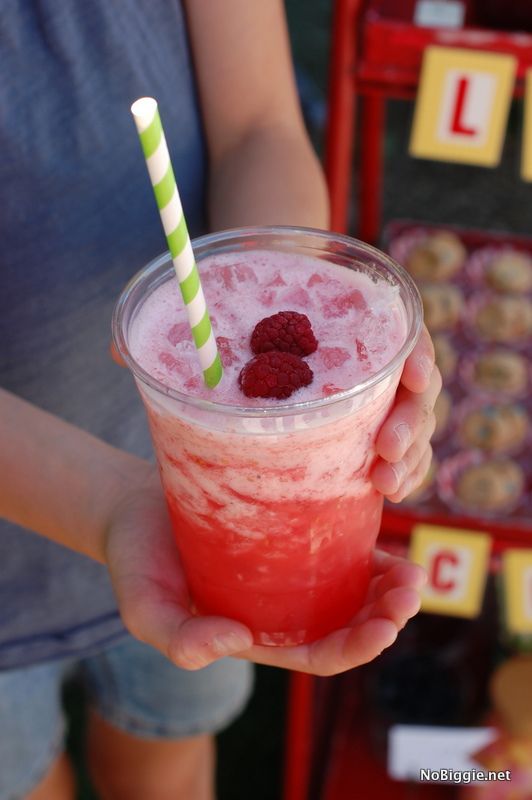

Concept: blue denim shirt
[[0, 0, 207, 668]]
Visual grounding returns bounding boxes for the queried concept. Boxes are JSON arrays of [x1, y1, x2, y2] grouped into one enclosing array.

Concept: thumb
[[116, 574, 253, 670]]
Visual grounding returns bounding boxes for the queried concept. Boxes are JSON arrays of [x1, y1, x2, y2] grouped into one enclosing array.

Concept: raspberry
[[250, 310, 318, 356], [238, 352, 313, 399]]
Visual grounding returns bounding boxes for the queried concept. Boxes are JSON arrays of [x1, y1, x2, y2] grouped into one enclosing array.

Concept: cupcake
[[420, 285, 463, 331], [433, 334, 457, 380], [472, 295, 532, 343], [459, 403, 529, 454], [486, 250, 532, 294], [469, 350, 528, 396], [455, 459, 524, 514], [405, 231, 466, 282]]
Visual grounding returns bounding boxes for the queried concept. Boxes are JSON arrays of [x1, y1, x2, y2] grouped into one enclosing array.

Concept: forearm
[[208, 124, 329, 231], [0, 388, 152, 563]]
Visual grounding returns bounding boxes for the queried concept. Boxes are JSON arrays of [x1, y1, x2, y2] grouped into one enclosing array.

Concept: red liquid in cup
[[145, 394, 389, 645], [124, 240, 416, 645]]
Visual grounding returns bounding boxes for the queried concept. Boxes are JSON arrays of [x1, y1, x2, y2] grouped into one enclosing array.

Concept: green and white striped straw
[[131, 97, 223, 389]]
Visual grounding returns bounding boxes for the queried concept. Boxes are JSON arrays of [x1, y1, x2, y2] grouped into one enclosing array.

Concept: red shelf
[[381, 509, 532, 553], [359, 0, 532, 95]]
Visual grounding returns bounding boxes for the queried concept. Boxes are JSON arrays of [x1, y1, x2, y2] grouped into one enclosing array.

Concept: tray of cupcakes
[[382, 220, 532, 533]]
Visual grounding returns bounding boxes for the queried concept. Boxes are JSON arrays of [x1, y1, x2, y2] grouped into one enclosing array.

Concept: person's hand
[[104, 472, 425, 676], [371, 325, 441, 502]]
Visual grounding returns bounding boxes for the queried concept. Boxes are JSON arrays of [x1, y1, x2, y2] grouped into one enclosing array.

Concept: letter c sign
[[410, 525, 491, 618], [502, 550, 532, 635], [430, 549, 460, 592]]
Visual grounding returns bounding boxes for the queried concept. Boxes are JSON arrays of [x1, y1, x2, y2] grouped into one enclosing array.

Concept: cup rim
[[112, 225, 423, 418]]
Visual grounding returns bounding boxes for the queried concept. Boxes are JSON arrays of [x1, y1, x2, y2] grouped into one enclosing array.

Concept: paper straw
[[131, 97, 223, 389]]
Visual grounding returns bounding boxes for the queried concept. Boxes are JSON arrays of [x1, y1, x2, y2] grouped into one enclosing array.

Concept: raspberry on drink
[[238, 352, 313, 399], [250, 310, 318, 356]]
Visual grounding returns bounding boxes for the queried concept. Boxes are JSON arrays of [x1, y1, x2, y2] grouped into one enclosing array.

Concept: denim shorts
[[0, 635, 253, 800]]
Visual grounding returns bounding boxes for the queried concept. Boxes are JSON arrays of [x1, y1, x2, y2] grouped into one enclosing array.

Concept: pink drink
[[114, 228, 422, 645]]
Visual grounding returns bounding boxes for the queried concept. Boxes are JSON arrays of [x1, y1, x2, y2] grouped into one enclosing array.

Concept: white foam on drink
[[129, 250, 407, 405]]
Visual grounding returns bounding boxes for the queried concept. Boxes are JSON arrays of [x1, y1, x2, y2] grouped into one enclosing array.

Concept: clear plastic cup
[[113, 227, 422, 646]]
